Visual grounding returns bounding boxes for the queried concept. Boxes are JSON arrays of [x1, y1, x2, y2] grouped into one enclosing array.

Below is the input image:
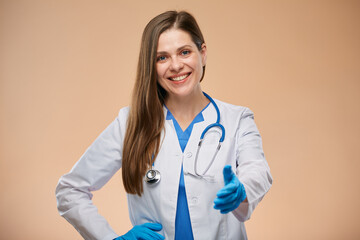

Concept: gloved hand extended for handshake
[[213, 165, 247, 214], [114, 223, 164, 240]]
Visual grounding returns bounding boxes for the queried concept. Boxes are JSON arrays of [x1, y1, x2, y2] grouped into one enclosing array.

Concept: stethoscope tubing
[[145, 92, 225, 184]]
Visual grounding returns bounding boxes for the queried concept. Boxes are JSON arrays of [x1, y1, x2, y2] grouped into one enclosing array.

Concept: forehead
[[157, 28, 195, 52]]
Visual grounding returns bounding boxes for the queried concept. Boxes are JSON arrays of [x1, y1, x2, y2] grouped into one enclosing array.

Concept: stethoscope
[[145, 92, 225, 184]]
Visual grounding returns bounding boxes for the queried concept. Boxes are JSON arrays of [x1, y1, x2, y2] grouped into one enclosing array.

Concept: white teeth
[[170, 74, 189, 81]]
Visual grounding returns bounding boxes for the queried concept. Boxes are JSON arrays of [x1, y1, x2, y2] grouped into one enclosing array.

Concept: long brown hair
[[122, 10, 206, 196]]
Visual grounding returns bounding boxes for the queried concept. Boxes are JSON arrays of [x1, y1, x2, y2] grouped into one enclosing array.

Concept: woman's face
[[156, 28, 207, 100]]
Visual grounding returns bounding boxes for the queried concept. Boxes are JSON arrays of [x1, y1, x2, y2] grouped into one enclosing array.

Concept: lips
[[168, 73, 191, 82]]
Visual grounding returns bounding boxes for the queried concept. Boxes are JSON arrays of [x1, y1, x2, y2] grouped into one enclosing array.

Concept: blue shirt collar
[[165, 104, 209, 125]]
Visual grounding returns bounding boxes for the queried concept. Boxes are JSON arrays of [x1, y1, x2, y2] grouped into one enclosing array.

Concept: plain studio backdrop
[[0, 0, 359, 239]]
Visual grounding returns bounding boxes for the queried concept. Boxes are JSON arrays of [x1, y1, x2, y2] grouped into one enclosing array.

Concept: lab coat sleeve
[[55, 110, 126, 240], [232, 108, 272, 222]]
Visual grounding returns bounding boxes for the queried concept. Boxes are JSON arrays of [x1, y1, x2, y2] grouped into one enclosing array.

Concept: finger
[[220, 199, 241, 214], [215, 198, 238, 213], [142, 222, 163, 231], [220, 206, 236, 214], [214, 195, 238, 210], [214, 192, 238, 207], [214, 200, 232, 210], [216, 184, 238, 197], [223, 165, 233, 184], [214, 185, 247, 211], [216, 182, 239, 197], [140, 228, 165, 240], [218, 197, 241, 213], [218, 189, 246, 214], [239, 187, 247, 203]]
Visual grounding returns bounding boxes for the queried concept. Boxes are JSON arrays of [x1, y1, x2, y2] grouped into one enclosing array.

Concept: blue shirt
[[166, 104, 209, 240]]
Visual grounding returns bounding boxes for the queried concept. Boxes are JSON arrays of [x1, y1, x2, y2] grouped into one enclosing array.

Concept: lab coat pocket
[[186, 173, 228, 239]]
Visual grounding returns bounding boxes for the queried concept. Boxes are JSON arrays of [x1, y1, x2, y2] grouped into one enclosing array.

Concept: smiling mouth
[[169, 73, 190, 81]]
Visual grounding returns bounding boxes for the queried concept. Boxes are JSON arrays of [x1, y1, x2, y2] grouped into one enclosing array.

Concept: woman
[[56, 10, 272, 240]]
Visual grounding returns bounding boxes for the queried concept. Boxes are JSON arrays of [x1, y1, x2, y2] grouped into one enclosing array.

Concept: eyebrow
[[157, 44, 194, 55]]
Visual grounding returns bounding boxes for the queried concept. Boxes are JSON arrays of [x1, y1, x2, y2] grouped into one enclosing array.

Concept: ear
[[200, 43, 207, 67]]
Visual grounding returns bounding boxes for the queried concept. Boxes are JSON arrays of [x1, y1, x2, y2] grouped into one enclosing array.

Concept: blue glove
[[114, 223, 165, 240], [213, 165, 246, 214]]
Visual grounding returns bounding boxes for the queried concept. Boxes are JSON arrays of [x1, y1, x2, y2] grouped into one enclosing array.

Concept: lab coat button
[[192, 197, 198, 204], [186, 152, 192, 158]]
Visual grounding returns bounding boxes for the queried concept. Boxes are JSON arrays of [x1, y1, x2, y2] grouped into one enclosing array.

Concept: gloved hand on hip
[[114, 223, 165, 240], [213, 165, 247, 214]]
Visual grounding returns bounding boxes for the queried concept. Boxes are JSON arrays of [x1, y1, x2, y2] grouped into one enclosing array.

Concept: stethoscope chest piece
[[145, 169, 161, 184], [143, 92, 224, 184]]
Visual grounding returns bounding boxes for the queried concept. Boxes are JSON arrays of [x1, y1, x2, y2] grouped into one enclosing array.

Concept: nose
[[169, 57, 183, 72]]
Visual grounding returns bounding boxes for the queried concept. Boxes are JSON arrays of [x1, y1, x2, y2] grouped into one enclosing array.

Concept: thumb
[[223, 165, 234, 185], [142, 223, 163, 231]]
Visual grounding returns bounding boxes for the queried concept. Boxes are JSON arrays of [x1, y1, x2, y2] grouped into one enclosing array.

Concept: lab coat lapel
[[182, 101, 218, 176]]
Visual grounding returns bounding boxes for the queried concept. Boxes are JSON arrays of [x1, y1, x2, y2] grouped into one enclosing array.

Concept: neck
[[165, 90, 210, 130]]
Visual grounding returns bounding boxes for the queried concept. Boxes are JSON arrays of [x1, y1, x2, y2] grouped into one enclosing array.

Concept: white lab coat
[[56, 99, 272, 240]]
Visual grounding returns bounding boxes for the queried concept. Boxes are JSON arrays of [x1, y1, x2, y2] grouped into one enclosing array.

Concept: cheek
[[188, 56, 202, 71], [156, 65, 166, 87], [156, 64, 166, 77]]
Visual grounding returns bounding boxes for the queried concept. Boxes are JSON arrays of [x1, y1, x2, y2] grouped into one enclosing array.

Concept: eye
[[181, 50, 191, 56], [157, 55, 167, 62]]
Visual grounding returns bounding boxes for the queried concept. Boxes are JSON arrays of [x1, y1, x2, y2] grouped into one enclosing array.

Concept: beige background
[[1, 0, 359, 239]]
